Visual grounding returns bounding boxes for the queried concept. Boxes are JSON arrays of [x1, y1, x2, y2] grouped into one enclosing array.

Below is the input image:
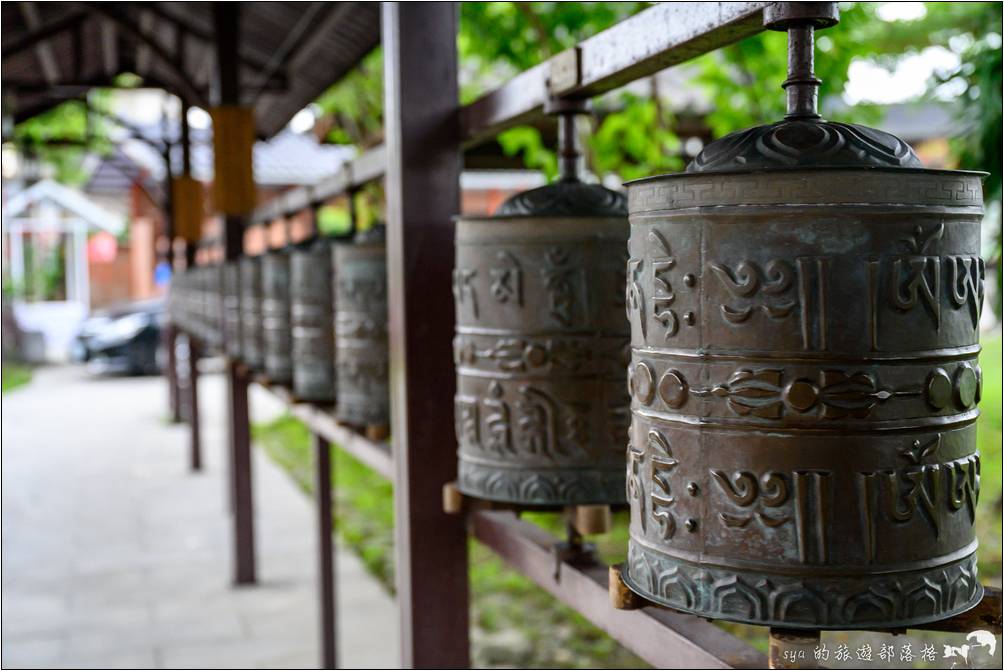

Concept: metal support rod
[[556, 111, 581, 181], [782, 25, 820, 119], [166, 325, 182, 423], [314, 434, 337, 669], [228, 358, 254, 584], [181, 97, 192, 174], [186, 335, 201, 471], [213, 2, 256, 586], [382, 3, 470, 667], [546, 97, 590, 182], [161, 98, 181, 425]]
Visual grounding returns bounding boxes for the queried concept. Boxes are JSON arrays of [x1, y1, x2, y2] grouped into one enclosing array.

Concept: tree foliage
[[12, 99, 111, 185], [314, 3, 998, 185]]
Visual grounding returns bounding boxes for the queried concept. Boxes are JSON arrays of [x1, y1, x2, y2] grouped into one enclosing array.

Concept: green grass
[[255, 333, 1003, 664], [1, 362, 33, 393], [975, 332, 1002, 584], [253, 416, 395, 585], [254, 415, 647, 668]]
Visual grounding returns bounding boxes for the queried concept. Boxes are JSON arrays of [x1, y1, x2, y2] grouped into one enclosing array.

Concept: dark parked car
[[74, 298, 166, 375]]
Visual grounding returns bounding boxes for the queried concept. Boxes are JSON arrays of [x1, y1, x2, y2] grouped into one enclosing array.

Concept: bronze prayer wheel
[[454, 99, 630, 506], [262, 249, 293, 384], [168, 270, 187, 333], [222, 261, 242, 358], [200, 264, 221, 347], [333, 227, 389, 427], [240, 256, 264, 370], [291, 239, 336, 403], [622, 4, 984, 629]]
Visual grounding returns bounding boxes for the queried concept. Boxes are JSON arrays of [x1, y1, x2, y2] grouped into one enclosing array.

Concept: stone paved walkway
[[2, 364, 398, 669]]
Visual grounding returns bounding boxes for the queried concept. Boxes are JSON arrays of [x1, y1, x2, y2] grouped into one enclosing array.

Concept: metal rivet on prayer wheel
[[453, 97, 630, 506], [262, 249, 293, 384], [240, 256, 264, 371], [291, 239, 336, 402], [333, 226, 389, 428], [622, 2, 985, 629]]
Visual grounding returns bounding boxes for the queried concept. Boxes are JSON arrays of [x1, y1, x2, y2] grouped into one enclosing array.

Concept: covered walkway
[[1, 366, 397, 669]]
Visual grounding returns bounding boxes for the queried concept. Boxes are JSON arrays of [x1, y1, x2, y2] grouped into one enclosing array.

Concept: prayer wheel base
[[457, 460, 625, 508], [622, 542, 982, 630]]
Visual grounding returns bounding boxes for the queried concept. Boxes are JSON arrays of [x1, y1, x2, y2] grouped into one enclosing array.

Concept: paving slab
[[2, 364, 399, 668]]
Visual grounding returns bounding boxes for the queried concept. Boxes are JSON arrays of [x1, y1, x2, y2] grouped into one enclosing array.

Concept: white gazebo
[[2, 179, 125, 360]]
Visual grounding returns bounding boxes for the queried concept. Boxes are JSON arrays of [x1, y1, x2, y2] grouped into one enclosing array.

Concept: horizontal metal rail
[[255, 380, 394, 480], [247, 3, 777, 225], [250, 144, 386, 225], [470, 510, 768, 669], [460, 1, 773, 146]]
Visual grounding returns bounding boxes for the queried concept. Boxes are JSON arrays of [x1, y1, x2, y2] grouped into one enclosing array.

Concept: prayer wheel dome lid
[[495, 178, 627, 218], [686, 117, 923, 173], [687, 2, 919, 174], [491, 96, 627, 219]]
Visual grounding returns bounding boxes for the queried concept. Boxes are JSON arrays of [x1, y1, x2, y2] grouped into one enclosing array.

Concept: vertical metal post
[[213, 2, 256, 585], [176, 99, 193, 431], [162, 105, 182, 425], [182, 242, 202, 470], [187, 335, 202, 471], [314, 434, 337, 668], [383, 3, 470, 666], [166, 325, 182, 423]]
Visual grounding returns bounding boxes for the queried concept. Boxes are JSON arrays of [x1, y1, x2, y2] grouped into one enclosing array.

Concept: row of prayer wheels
[[169, 4, 985, 631], [169, 229, 390, 429]]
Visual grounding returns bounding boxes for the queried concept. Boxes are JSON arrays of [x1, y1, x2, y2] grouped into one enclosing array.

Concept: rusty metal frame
[[170, 2, 1003, 669], [212, 2, 256, 587], [471, 510, 769, 669], [261, 382, 394, 479]]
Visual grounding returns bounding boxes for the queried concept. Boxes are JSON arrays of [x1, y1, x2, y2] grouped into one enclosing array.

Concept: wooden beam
[[101, 19, 117, 76], [134, 10, 155, 75], [247, 2, 332, 104], [2, 8, 88, 60], [461, 1, 773, 146], [136, 1, 277, 74], [79, 3, 206, 107]]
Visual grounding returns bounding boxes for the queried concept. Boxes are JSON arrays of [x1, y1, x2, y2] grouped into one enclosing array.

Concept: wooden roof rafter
[[1, 6, 88, 60], [3, 3, 381, 139], [76, 2, 206, 107]]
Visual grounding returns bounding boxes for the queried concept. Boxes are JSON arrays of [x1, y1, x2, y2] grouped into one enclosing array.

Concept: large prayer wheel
[[334, 227, 389, 427], [262, 249, 293, 384], [454, 99, 630, 506], [622, 4, 984, 629], [291, 239, 336, 402], [240, 256, 264, 371]]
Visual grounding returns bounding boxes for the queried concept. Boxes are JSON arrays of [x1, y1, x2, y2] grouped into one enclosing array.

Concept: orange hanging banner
[[171, 175, 205, 243], [210, 105, 256, 215]]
